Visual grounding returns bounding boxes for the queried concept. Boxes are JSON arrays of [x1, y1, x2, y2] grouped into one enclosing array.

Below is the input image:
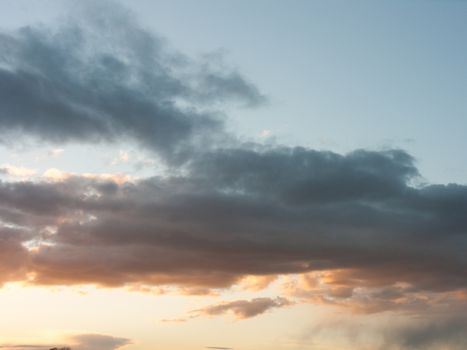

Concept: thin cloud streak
[[194, 297, 292, 319], [0, 333, 130, 350], [0, 346, 51, 349]]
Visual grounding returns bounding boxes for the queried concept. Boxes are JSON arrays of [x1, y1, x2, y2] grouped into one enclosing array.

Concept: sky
[[0, 1, 466, 349]]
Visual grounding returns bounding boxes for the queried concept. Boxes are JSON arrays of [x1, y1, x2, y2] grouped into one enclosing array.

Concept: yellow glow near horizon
[[0, 281, 329, 350]]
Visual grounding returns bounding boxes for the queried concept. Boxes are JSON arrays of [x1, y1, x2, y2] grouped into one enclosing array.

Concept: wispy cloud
[[163, 297, 292, 322], [0, 346, 50, 349], [68, 334, 131, 350], [194, 297, 292, 319], [382, 316, 467, 350]]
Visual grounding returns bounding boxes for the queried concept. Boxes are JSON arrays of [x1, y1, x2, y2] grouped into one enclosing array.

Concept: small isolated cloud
[[161, 297, 291, 323], [193, 297, 292, 319], [68, 334, 131, 350], [205, 347, 233, 350]]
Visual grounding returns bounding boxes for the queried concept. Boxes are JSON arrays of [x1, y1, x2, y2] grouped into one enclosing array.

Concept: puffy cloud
[[0, 146, 464, 311], [282, 271, 454, 314], [0, 1, 264, 162]]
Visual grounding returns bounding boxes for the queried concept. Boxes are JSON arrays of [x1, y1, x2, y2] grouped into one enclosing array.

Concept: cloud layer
[[0, 146, 465, 312]]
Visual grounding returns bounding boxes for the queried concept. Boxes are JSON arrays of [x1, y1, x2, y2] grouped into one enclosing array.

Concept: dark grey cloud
[[0, 0, 264, 161], [0, 146, 464, 312], [188, 147, 418, 203]]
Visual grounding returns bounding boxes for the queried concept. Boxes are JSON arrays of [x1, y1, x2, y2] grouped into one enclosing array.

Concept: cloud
[[164, 297, 291, 322], [238, 275, 277, 291], [382, 316, 467, 350], [0, 164, 36, 178], [282, 271, 446, 314], [205, 347, 233, 350], [0, 0, 264, 162], [298, 313, 467, 350], [0, 333, 130, 350], [193, 297, 292, 319], [0, 346, 50, 349], [42, 168, 134, 184], [67, 334, 131, 350], [0, 225, 31, 285], [0, 147, 464, 312]]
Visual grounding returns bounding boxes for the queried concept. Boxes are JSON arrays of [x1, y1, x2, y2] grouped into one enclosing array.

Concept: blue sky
[[121, 0, 467, 184]]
